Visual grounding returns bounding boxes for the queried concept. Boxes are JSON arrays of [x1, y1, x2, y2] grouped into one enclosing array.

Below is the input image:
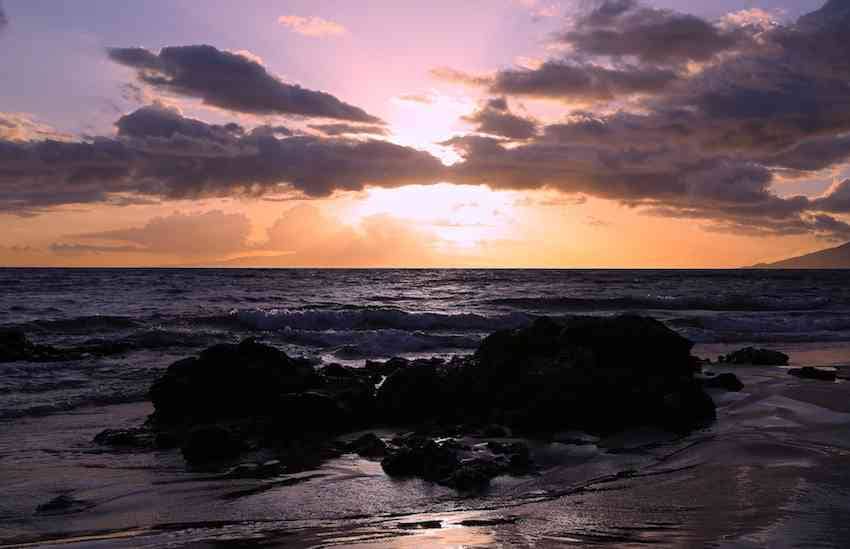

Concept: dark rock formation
[[375, 315, 715, 435], [702, 372, 744, 391], [136, 315, 715, 483], [149, 338, 320, 425], [789, 367, 837, 381], [181, 425, 243, 465], [721, 347, 789, 366]]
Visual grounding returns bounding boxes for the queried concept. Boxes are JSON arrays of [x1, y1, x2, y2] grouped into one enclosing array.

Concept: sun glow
[[388, 92, 477, 164], [347, 184, 518, 248]]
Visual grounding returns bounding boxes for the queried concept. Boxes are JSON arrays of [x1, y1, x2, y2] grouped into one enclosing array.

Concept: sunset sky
[[1, 0, 848, 267]]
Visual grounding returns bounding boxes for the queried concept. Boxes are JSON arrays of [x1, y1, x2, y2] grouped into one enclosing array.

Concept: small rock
[[702, 372, 744, 392], [722, 347, 789, 366], [93, 428, 146, 447], [36, 494, 91, 515], [347, 433, 387, 458], [398, 520, 442, 530], [789, 367, 836, 381]]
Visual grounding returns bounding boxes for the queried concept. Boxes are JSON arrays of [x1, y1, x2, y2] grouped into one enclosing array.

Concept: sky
[[0, 0, 848, 268]]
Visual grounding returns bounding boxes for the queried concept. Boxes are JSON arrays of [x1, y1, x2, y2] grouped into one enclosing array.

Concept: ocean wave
[[232, 308, 532, 332], [671, 312, 850, 343], [276, 327, 480, 358], [18, 315, 142, 334], [0, 390, 150, 420], [485, 295, 832, 312]]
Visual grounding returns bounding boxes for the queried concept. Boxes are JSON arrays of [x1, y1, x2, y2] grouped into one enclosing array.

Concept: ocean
[[2, 268, 850, 547]]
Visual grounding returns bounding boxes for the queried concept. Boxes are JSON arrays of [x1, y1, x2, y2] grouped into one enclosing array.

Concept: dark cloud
[[462, 99, 538, 140], [308, 123, 389, 136], [0, 106, 445, 215], [439, 0, 850, 240], [813, 180, 850, 214], [107, 45, 383, 123], [436, 61, 679, 103], [556, 0, 749, 65]]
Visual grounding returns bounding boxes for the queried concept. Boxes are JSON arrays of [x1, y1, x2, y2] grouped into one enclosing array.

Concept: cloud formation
[[0, 113, 73, 142], [434, 61, 679, 104], [441, 0, 850, 240], [279, 15, 347, 37], [0, 104, 444, 214], [69, 210, 252, 257], [56, 206, 446, 266], [107, 44, 381, 122], [308, 123, 389, 136], [462, 98, 538, 140], [555, 0, 749, 65]]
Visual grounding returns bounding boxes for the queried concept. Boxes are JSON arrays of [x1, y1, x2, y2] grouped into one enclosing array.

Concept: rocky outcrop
[[375, 315, 715, 435], [149, 338, 321, 425], [720, 347, 789, 366], [135, 315, 715, 487]]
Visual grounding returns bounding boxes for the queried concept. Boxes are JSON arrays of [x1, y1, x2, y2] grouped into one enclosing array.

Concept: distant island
[[753, 242, 850, 268]]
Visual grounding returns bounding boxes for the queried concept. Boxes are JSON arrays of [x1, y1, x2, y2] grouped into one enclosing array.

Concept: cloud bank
[[107, 45, 380, 122], [0, 104, 444, 214], [439, 0, 850, 240]]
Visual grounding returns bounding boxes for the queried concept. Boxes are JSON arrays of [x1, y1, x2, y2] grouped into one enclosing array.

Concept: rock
[[398, 520, 443, 530], [276, 391, 348, 434], [722, 347, 789, 366], [371, 315, 715, 436], [702, 372, 744, 392], [149, 338, 320, 424], [381, 437, 460, 481], [480, 424, 511, 438], [659, 382, 717, 433], [381, 436, 533, 490], [0, 329, 65, 362], [322, 363, 357, 378], [347, 433, 387, 458], [93, 428, 148, 447], [476, 315, 693, 373], [153, 431, 180, 449], [444, 459, 502, 491], [375, 361, 457, 424], [181, 425, 243, 465], [789, 367, 837, 381], [36, 494, 92, 514]]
